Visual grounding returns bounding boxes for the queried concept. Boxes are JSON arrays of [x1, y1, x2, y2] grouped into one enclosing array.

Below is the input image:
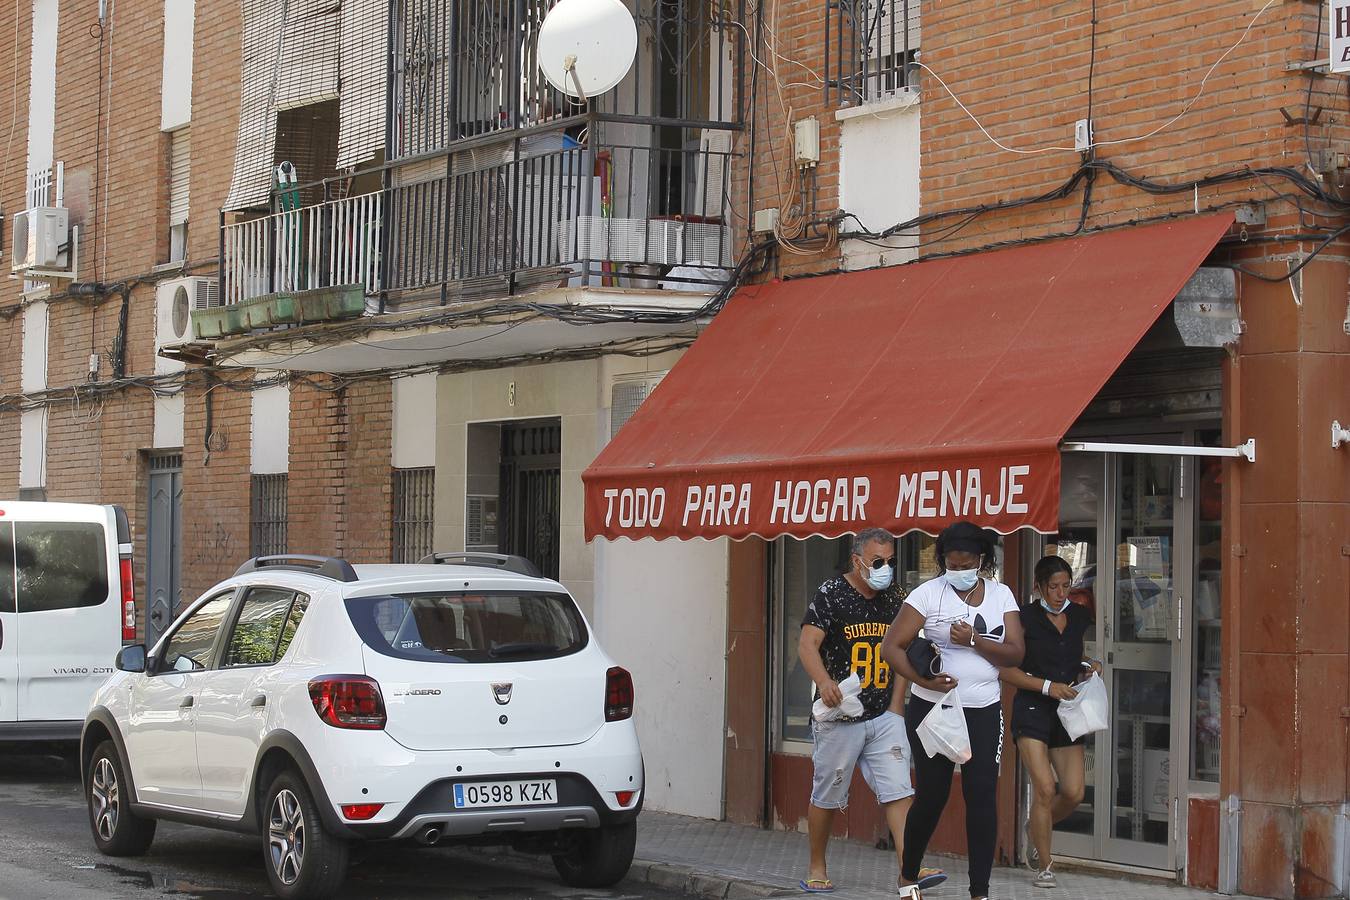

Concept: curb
[[628, 859, 795, 899]]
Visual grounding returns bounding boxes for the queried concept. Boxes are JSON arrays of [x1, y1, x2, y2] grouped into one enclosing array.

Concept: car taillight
[[308, 676, 386, 729], [605, 666, 633, 722], [614, 791, 636, 807], [340, 803, 384, 820], [119, 557, 136, 643]]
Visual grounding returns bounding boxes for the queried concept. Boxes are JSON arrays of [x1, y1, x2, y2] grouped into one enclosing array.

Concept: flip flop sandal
[[917, 868, 948, 889], [801, 879, 836, 893]]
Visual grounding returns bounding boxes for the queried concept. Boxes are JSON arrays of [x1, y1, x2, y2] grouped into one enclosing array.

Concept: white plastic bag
[[917, 688, 971, 764], [1057, 673, 1110, 741], [812, 672, 864, 722]]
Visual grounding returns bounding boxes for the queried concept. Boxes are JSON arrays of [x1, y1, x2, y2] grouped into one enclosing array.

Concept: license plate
[[453, 779, 558, 809]]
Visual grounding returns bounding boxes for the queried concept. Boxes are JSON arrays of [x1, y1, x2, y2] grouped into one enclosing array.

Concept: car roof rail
[[234, 555, 360, 583], [417, 552, 543, 578]]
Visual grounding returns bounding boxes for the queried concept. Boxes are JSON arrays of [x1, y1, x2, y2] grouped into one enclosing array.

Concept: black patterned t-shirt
[[801, 575, 905, 722]]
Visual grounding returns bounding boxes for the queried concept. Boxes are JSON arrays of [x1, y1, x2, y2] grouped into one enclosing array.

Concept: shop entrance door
[[1042, 447, 1188, 871]]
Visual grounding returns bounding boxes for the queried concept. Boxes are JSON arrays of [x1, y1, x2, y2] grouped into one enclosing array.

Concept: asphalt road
[[0, 747, 683, 900]]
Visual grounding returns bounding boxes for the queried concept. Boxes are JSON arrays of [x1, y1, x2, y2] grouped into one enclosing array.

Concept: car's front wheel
[[86, 740, 156, 856], [552, 819, 637, 888], [262, 771, 349, 900]]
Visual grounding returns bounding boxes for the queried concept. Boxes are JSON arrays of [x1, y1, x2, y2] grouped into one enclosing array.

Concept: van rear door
[[0, 519, 17, 723], [13, 504, 122, 722]]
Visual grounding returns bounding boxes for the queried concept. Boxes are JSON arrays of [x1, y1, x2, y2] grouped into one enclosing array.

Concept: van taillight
[[119, 557, 136, 643], [605, 667, 634, 722], [308, 676, 386, 729]]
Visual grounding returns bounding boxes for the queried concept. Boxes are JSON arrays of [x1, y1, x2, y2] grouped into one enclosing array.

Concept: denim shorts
[[810, 710, 914, 809]]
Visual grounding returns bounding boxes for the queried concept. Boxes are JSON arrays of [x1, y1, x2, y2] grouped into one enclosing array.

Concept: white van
[[0, 501, 135, 740]]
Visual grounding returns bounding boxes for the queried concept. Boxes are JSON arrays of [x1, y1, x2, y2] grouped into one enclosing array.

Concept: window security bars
[[392, 467, 436, 563], [826, 0, 920, 105], [250, 474, 288, 557]]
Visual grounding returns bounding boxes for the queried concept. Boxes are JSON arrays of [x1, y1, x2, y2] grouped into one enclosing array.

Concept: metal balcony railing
[[383, 137, 737, 303], [221, 191, 382, 306]]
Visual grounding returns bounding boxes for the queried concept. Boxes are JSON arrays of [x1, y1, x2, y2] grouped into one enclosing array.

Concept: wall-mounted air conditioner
[[156, 276, 222, 353], [10, 206, 69, 274]]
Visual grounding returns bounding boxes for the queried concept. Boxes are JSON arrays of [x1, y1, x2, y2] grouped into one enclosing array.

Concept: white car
[[80, 553, 643, 900]]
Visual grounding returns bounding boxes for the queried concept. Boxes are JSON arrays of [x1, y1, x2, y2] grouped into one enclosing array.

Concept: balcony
[[383, 138, 735, 307], [221, 190, 382, 307]]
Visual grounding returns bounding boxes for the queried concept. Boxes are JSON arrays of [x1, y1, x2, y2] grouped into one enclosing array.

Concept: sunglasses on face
[[864, 556, 897, 570]]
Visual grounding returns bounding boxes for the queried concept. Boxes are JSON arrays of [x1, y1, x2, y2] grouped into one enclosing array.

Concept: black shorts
[[1011, 693, 1081, 749]]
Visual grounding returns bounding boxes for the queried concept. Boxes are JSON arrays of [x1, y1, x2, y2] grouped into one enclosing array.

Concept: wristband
[[1041, 679, 1052, 696]]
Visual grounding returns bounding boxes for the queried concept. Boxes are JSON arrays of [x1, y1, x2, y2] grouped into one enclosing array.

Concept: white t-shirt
[[905, 576, 1020, 709]]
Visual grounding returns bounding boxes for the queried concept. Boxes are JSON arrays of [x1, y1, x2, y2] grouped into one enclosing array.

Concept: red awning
[[583, 214, 1234, 541]]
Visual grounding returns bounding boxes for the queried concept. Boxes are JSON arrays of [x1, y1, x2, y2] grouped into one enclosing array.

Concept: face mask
[[944, 568, 980, 592], [863, 564, 894, 591], [1041, 597, 1071, 615]]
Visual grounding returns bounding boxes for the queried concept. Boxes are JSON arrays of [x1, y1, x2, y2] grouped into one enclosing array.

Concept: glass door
[[1038, 448, 1188, 871], [1100, 452, 1182, 869]]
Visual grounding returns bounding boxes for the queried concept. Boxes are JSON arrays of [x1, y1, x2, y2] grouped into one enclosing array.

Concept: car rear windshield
[[346, 591, 588, 663]]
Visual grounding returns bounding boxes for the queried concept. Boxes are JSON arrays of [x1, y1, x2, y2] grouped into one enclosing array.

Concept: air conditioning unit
[[156, 276, 222, 352], [11, 206, 69, 273]]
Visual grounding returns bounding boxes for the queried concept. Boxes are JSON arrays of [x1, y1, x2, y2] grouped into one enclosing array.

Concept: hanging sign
[[1332, 0, 1350, 72]]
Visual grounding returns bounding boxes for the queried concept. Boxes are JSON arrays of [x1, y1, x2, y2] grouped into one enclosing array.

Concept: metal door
[[147, 454, 183, 647], [498, 421, 561, 579]]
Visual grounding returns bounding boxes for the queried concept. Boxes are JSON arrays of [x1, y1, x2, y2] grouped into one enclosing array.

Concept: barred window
[[250, 474, 288, 557], [826, 0, 921, 105], [393, 467, 435, 563]]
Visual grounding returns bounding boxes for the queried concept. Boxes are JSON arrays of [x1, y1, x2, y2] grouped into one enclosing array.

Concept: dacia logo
[[492, 683, 513, 705]]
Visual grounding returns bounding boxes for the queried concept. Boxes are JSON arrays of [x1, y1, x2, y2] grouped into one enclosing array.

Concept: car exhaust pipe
[[418, 825, 442, 845]]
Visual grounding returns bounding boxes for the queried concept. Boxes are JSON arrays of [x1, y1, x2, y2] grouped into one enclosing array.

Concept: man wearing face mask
[[797, 528, 947, 896]]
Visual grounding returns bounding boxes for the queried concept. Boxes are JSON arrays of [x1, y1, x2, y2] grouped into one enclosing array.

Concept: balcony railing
[[222, 191, 382, 306], [826, 0, 921, 105], [384, 138, 737, 304]]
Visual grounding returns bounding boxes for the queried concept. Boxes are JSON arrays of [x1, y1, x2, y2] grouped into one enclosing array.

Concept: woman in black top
[[1000, 556, 1101, 889]]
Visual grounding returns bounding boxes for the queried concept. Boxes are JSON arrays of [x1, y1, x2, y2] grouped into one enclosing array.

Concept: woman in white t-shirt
[[881, 522, 1024, 900]]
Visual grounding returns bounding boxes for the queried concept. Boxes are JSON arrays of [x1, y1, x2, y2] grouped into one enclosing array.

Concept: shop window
[[250, 474, 288, 557], [392, 466, 435, 563], [775, 531, 988, 750]]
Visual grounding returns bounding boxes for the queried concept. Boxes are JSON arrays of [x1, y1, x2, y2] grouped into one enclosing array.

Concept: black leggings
[[902, 696, 1004, 898]]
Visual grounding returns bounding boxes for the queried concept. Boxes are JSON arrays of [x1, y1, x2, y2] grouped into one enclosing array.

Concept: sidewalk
[[632, 810, 1235, 900]]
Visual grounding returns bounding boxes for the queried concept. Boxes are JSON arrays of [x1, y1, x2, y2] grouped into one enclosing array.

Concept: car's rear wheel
[[262, 771, 349, 900], [552, 819, 637, 888], [86, 740, 156, 856]]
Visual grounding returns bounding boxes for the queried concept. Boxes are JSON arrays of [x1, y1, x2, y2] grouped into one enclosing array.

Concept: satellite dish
[[536, 0, 637, 100]]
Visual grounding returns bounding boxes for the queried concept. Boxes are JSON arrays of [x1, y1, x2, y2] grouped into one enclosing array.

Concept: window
[[251, 474, 288, 557], [223, 588, 307, 667], [168, 128, 190, 262], [825, 0, 921, 105], [347, 591, 588, 664], [1192, 430, 1223, 783], [14, 522, 109, 613], [161, 593, 234, 673], [774, 531, 994, 748], [0, 523, 15, 613], [392, 467, 435, 563], [277, 593, 309, 660]]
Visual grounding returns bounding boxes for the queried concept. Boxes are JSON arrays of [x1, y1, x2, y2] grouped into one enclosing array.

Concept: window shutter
[[169, 129, 191, 226]]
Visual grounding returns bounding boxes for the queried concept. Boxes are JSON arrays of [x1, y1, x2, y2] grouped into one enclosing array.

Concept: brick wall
[[180, 371, 252, 601], [733, 1, 1344, 270]]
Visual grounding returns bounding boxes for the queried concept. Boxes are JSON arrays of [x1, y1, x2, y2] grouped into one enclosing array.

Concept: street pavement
[[0, 747, 1248, 900], [0, 748, 685, 900]]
